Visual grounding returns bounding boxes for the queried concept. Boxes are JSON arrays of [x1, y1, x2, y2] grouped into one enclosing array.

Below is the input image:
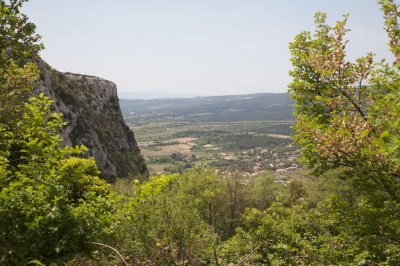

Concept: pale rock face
[[36, 60, 148, 181]]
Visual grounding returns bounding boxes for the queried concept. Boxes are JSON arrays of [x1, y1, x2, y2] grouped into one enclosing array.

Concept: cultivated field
[[130, 121, 298, 175]]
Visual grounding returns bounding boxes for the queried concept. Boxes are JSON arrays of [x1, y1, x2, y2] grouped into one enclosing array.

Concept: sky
[[23, 1, 394, 98]]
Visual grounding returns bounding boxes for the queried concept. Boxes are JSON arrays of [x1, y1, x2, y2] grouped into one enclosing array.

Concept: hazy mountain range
[[118, 91, 198, 100], [120, 93, 294, 124]]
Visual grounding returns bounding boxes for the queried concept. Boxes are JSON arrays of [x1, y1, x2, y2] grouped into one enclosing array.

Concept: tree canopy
[[0, 1, 117, 264], [1, 0, 400, 264], [289, 1, 400, 202]]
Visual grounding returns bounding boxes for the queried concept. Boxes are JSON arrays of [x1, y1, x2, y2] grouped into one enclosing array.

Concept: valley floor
[[130, 121, 299, 178]]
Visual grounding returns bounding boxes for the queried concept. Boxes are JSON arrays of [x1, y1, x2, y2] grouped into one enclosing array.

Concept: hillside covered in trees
[[1, 0, 400, 265], [120, 93, 294, 124]]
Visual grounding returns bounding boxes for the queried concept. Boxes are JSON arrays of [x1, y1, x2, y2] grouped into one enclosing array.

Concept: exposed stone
[[36, 60, 148, 181]]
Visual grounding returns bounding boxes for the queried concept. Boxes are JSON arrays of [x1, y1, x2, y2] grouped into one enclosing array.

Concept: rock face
[[37, 60, 148, 181]]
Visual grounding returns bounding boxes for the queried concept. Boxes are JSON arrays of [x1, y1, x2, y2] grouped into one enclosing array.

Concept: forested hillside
[[1, 0, 400, 265], [120, 93, 294, 123]]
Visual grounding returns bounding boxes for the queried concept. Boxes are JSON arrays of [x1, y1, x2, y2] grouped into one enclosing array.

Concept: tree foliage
[[289, 2, 400, 202], [0, 1, 118, 264], [0, 95, 116, 264], [2, 0, 400, 265], [0, 0, 43, 127]]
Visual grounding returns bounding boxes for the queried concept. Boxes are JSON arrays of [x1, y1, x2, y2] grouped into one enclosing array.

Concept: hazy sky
[[23, 1, 393, 97]]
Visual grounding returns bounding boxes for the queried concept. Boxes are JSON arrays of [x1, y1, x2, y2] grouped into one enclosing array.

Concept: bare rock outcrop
[[37, 60, 148, 181]]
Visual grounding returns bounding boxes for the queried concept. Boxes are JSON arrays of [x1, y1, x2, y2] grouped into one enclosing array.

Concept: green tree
[[176, 168, 222, 228], [220, 1, 400, 265], [281, 0, 400, 263], [0, 1, 119, 264], [0, 0, 43, 183], [289, 2, 400, 201], [107, 173, 218, 265], [0, 95, 116, 265], [0, 0, 43, 127]]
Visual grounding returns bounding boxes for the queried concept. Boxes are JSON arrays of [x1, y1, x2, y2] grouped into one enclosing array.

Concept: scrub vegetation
[[1, 0, 400, 265]]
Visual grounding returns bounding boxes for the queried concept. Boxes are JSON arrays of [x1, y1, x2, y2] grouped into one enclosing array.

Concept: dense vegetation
[[1, 0, 400, 265]]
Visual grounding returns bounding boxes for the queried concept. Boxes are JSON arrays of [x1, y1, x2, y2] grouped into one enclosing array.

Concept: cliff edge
[[37, 60, 148, 181]]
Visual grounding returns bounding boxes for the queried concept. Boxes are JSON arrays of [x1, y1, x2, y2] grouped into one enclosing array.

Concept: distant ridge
[[118, 91, 197, 100], [120, 93, 294, 124]]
